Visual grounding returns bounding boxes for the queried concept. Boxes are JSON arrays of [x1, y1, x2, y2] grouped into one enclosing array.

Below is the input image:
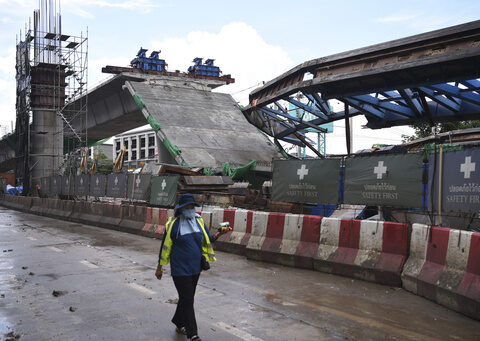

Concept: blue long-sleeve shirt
[[158, 217, 216, 277]]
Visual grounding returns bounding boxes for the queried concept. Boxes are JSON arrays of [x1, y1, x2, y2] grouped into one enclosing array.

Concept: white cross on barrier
[[374, 161, 387, 179], [297, 164, 309, 180], [80, 178, 83, 185], [114, 176, 118, 186], [161, 179, 167, 190], [96, 177, 99, 186], [460, 156, 476, 179], [135, 176, 141, 188]]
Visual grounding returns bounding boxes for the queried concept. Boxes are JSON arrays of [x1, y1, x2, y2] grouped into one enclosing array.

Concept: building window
[[124, 139, 129, 149], [132, 151, 137, 160], [116, 141, 120, 150], [148, 135, 155, 147], [132, 138, 137, 149], [140, 136, 146, 148], [148, 148, 155, 158], [124, 152, 129, 160], [140, 149, 145, 159]]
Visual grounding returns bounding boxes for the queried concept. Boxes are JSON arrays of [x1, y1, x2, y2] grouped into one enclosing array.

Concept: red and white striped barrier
[[210, 208, 253, 255], [246, 212, 284, 263], [279, 214, 322, 269], [313, 218, 408, 286], [5, 196, 479, 320], [401, 224, 480, 320], [245, 212, 323, 269], [142, 207, 173, 239]]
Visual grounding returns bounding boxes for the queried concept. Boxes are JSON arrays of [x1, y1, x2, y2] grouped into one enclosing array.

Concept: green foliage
[[94, 149, 113, 174], [402, 120, 480, 142]]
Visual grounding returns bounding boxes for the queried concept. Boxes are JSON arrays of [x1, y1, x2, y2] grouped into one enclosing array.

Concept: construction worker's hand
[[155, 264, 163, 280], [219, 226, 232, 235]]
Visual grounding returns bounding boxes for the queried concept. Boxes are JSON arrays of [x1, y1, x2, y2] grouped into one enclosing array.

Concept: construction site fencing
[[36, 173, 179, 208]]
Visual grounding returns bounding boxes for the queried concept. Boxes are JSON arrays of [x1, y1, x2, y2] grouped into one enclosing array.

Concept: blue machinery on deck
[[130, 48, 167, 72], [242, 20, 480, 155], [188, 58, 221, 77], [129, 48, 221, 78]]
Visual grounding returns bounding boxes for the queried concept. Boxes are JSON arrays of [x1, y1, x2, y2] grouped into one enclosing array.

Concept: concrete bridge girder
[[70, 73, 281, 172]]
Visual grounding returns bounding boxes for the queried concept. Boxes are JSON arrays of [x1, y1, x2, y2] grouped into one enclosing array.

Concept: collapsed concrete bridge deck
[[72, 72, 281, 172]]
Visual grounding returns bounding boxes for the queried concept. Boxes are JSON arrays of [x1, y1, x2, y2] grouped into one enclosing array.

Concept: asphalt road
[[1, 206, 479, 341]]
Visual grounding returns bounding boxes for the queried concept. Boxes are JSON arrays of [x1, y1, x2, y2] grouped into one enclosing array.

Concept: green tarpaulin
[[133, 93, 146, 111], [222, 160, 266, 189], [344, 153, 424, 207], [272, 159, 341, 204], [147, 114, 162, 132], [150, 176, 178, 207], [163, 136, 182, 158]]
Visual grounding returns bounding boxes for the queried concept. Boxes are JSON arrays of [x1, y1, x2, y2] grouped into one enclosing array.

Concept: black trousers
[[172, 274, 200, 338]]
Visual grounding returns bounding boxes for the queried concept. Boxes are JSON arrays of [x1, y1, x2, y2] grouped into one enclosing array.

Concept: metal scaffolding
[[15, 0, 88, 191]]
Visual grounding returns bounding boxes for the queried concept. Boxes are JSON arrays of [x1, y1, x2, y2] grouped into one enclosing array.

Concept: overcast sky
[[1, 0, 479, 154]]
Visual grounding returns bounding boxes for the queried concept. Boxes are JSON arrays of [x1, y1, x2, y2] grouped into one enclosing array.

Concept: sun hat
[[174, 193, 197, 210]]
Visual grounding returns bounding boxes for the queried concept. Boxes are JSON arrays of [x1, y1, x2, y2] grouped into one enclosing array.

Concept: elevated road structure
[[243, 20, 480, 153], [69, 71, 280, 172]]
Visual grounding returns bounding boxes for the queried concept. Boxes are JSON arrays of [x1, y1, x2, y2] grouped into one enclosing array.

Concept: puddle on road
[[0, 316, 10, 334], [39, 273, 60, 280]]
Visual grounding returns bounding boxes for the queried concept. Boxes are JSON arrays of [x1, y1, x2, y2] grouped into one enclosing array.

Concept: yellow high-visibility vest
[[159, 216, 216, 266]]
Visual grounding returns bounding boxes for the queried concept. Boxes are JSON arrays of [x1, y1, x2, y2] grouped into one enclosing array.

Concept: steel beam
[[246, 20, 480, 109]]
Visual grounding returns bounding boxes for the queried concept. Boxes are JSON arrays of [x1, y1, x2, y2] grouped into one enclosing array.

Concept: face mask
[[181, 208, 196, 219]]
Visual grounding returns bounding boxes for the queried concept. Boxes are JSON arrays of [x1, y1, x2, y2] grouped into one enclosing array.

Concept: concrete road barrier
[[57, 199, 74, 220], [119, 204, 147, 234], [207, 208, 253, 255], [3, 197, 479, 320], [30, 197, 44, 215], [99, 202, 123, 229], [246, 212, 284, 263], [278, 214, 322, 269], [77, 201, 102, 227], [402, 224, 480, 320], [141, 206, 155, 237], [314, 218, 408, 286], [3, 195, 29, 211], [155, 208, 174, 239]]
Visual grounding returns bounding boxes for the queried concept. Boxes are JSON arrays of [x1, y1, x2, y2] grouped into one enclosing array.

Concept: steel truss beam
[[242, 20, 480, 153]]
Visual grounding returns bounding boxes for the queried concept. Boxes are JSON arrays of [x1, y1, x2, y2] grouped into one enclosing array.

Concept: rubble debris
[[69, 306, 77, 312], [52, 290, 67, 297], [5, 331, 21, 340], [180, 176, 233, 192]]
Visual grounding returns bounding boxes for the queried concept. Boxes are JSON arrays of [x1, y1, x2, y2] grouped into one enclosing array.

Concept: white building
[[0, 125, 9, 139], [113, 128, 159, 168], [89, 143, 113, 160]]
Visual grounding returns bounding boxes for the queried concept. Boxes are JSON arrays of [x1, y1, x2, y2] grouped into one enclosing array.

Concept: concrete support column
[[30, 63, 66, 188], [31, 109, 63, 184]]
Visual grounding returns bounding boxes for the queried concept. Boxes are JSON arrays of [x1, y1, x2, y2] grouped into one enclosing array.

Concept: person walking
[[155, 193, 229, 341]]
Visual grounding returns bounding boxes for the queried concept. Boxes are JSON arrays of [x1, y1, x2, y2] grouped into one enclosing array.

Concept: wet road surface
[[0, 206, 479, 341]]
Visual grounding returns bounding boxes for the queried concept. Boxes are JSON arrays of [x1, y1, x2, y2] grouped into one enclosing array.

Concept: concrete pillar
[[30, 64, 66, 187], [31, 109, 63, 183]]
